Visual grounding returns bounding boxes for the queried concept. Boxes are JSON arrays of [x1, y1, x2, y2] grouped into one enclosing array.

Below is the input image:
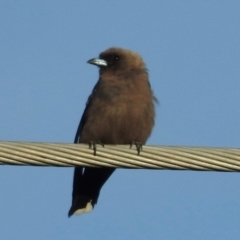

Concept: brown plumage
[[68, 47, 156, 217]]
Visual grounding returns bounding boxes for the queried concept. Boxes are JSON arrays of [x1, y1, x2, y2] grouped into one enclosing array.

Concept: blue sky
[[0, 1, 240, 239]]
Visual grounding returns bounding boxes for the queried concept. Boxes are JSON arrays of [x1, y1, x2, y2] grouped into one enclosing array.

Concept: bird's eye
[[114, 56, 119, 60]]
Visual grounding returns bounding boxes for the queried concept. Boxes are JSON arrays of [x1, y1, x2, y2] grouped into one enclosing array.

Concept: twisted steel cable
[[0, 141, 240, 171]]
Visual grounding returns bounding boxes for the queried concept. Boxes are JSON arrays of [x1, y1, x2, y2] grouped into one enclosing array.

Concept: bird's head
[[87, 48, 147, 75]]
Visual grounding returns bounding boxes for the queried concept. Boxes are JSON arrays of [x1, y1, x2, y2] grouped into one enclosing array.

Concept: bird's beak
[[87, 58, 108, 67]]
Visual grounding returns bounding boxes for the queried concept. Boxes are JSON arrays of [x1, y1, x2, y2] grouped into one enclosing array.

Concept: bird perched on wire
[[68, 47, 157, 217]]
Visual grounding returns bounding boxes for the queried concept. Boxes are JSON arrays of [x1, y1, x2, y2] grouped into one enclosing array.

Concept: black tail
[[68, 167, 115, 217]]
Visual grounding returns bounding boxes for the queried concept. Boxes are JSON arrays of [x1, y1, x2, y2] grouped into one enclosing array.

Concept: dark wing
[[74, 81, 99, 144]]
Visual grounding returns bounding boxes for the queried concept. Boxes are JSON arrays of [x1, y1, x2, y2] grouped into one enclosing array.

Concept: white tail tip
[[73, 202, 93, 215]]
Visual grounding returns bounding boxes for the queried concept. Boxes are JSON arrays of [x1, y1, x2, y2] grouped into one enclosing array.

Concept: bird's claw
[[88, 140, 104, 156], [130, 141, 143, 155]]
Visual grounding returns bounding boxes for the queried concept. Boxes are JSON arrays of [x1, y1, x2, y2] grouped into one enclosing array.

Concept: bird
[[68, 47, 156, 217]]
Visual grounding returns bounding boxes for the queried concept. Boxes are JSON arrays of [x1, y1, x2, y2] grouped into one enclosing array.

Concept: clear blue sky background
[[0, 1, 240, 239]]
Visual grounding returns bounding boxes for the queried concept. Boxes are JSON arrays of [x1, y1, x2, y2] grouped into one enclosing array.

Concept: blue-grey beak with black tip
[[87, 58, 108, 67]]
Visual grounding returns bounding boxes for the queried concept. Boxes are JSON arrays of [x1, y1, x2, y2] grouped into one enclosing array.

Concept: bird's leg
[[88, 140, 104, 156], [88, 141, 96, 156], [130, 141, 143, 155], [97, 140, 104, 148]]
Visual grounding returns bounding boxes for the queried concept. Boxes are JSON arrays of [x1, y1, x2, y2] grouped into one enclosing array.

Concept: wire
[[0, 141, 240, 171]]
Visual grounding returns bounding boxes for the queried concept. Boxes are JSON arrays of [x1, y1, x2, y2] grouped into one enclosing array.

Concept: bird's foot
[[88, 140, 104, 156], [130, 141, 143, 155]]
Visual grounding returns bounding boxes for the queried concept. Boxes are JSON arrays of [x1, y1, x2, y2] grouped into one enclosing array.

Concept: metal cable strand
[[0, 141, 240, 171]]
